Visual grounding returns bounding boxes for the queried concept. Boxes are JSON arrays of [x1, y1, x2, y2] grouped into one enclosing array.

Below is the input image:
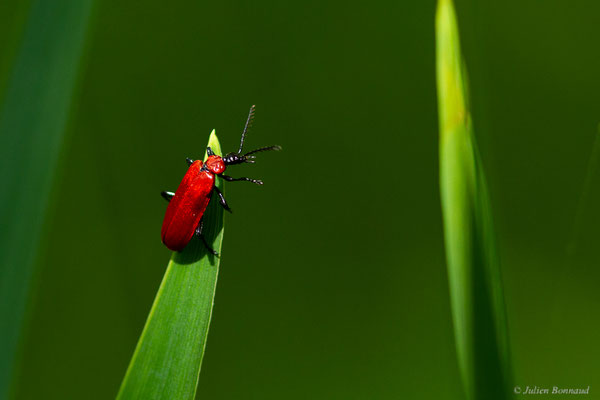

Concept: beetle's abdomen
[[161, 161, 215, 251]]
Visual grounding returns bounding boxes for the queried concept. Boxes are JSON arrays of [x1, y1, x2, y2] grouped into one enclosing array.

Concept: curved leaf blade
[[0, 1, 94, 397], [436, 1, 512, 399], [117, 130, 224, 400]]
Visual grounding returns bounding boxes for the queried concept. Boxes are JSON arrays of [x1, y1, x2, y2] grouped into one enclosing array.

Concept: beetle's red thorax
[[205, 155, 226, 175], [161, 160, 215, 251]]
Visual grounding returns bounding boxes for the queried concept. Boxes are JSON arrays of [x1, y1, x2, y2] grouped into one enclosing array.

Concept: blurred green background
[[1, 0, 600, 399]]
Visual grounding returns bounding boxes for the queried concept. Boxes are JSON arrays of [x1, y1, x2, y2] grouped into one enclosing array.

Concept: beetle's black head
[[223, 152, 249, 166], [223, 105, 281, 167], [223, 145, 282, 166]]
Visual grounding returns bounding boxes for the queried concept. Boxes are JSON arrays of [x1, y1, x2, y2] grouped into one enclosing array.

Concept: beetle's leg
[[195, 219, 219, 257], [186, 157, 194, 166], [206, 146, 215, 157], [220, 175, 263, 185], [212, 186, 232, 213], [161, 191, 175, 202]]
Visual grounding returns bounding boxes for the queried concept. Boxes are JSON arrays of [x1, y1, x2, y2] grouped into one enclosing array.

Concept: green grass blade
[[117, 130, 225, 400], [0, 1, 94, 397], [436, 1, 511, 399]]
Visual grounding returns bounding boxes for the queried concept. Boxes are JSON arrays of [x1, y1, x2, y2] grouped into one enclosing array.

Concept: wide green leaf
[[0, 1, 94, 398], [436, 1, 511, 399], [117, 130, 225, 400]]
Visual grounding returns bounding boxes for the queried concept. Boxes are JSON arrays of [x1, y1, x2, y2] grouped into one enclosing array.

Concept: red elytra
[[160, 106, 280, 253], [161, 159, 217, 251]]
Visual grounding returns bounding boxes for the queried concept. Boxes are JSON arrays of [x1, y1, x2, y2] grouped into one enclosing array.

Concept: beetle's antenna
[[244, 145, 282, 156], [238, 105, 255, 154]]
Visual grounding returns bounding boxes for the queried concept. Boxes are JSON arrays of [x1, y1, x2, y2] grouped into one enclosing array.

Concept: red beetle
[[161, 105, 280, 253]]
